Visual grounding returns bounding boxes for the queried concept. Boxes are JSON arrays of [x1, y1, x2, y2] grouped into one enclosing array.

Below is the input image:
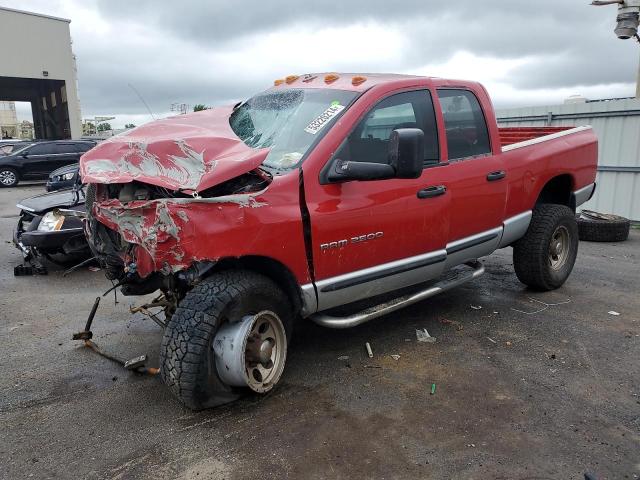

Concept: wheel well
[[208, 256, 303, 315], [536, 174, 574, 211]]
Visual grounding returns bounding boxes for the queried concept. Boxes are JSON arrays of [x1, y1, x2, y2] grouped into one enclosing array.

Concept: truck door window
[[437, 89, 491, 160], [335, 90, 439, 166]]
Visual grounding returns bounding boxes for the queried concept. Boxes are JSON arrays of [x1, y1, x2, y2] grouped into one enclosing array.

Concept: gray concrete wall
[[0, 7, 82, 139]]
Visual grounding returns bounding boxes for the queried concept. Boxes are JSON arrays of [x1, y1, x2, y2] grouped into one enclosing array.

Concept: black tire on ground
[[159, 270, 293, 410], [513, 204, 579, 291], [0, 167, 19, 187], [577, 210, 630, 242]]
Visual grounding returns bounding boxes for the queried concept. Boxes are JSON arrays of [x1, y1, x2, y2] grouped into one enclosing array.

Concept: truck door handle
[[417, 185, 447, 199], [486, 170, 506, 181]]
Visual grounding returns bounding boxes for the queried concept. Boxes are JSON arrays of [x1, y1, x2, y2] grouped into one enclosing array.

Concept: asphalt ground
[[0, 183, 638, 480]]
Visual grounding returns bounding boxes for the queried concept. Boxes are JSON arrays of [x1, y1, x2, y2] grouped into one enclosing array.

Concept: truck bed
[[499, 126, 574, 148]]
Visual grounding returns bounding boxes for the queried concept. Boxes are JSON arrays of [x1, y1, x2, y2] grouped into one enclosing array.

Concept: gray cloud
[[14, 0, 639, 124], [95, 0, 601, 49]]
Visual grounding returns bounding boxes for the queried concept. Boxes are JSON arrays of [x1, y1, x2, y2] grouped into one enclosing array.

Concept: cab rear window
[[437, 89, 491, 160]]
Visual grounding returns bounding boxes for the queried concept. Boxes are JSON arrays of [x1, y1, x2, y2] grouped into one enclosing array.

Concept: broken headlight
[[38, 211, 64, 232]]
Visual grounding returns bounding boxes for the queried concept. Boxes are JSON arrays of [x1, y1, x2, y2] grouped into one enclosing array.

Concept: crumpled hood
[[17, 187, 85, 214], [79, 106, 268, 193]]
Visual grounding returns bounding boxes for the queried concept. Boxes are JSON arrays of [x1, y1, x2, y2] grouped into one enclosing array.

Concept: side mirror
[[327, 159, 395, 182], [388, 128, 424, 179]]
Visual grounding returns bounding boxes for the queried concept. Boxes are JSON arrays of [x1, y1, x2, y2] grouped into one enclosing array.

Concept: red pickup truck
[[80, 73, 597, 409]]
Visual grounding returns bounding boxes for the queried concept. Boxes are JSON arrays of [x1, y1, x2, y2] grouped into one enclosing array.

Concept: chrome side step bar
[[310, 261, 485, 329]]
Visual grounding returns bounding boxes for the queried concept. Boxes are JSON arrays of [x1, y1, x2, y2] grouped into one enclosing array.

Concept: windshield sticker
[[304, 104, 345, 135]]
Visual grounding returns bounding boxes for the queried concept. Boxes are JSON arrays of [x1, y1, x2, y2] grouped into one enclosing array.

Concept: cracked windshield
[[230, 88, 357, 169]]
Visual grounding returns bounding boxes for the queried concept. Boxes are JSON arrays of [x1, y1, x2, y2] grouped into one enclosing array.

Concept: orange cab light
[[324, 74, 340, 84], [352, 75, 367, 86], [273, 79, 285, 86], [285, 75, 299, 84]]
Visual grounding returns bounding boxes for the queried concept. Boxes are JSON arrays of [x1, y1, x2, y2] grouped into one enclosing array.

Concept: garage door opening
[[0, 76, 72, 140]]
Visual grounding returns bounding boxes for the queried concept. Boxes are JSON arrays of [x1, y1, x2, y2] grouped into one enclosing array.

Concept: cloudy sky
[[5, 0, 640, 128]]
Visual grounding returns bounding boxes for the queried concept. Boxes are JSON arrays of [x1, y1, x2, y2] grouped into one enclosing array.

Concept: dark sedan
[[14, 183, 89, 275], [46, 163, 80, 191], [0, 140, 95, 187]]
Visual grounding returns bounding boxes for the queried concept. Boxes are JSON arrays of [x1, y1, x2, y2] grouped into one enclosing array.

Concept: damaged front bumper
[[13, 209, 90, 274]]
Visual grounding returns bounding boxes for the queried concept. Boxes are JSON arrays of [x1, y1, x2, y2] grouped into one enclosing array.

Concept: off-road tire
[[0, 167, 19, 187], [513, 204, 579, 291], [160, 270, 292, 410], [577, 210, 630, 242]]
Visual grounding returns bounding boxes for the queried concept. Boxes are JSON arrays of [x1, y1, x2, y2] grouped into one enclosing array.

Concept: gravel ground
[[0, 183, 638, 480]]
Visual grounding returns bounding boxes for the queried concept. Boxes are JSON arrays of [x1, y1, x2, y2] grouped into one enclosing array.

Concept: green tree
[[193, 104, 208, 112], [124, 123, 136, 129], [97, 122, 112, 132]]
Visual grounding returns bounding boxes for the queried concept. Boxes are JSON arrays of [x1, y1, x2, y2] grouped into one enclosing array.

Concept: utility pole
[[592, 0, 640, 97], [637, 50, 640, 97]]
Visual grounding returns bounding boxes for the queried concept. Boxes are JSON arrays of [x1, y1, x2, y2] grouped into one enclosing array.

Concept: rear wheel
[[513, 204, 579, 291], [0, 167, 19, 187], [159, 270, 292, 410]]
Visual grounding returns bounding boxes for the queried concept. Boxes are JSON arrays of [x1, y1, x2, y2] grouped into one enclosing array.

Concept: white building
[[0, 7, 82, 139]]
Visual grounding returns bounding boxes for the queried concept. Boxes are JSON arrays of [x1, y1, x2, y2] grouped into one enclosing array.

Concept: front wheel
[[513, 204, 579, 291], [0, 167, 19, 187], [159, 270, 292, 410]]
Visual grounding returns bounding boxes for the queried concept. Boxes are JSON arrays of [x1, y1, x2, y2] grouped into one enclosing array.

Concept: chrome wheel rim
[[244, 311, 287, 393], [0, 170, 16, 186], [548, 226, 570, 270], [213, 310, 287, 393]]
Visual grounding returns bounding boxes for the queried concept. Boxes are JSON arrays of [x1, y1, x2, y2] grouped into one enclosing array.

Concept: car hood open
[[17, 187, 85, 214], [79, 106, 269, 193]]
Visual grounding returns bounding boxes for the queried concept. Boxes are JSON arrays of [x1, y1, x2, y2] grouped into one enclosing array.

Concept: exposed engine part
[[63, 257, 97, 277], [72, 296, 101, 341], [71, 295, 159, 375], [118, 183, 151, 202], [83, 340, 159, 376], [129, 293, 174, 329], [98, 169, 270, 204]]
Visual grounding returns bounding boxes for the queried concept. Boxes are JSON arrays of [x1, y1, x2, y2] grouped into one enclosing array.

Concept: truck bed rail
[[500, 125, 593, 152]]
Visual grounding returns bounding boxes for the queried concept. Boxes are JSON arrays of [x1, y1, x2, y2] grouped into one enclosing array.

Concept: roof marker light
[[352, 76, 367, 86], [324, 74, 339, 84], [274, 79, 285, 86], [285, 75, 299, 84]]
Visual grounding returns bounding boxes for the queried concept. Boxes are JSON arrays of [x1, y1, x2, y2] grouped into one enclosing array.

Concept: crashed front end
[[80, 106, 273, 301], [13, 188, 88, 275], [84, 171, 271, 290]]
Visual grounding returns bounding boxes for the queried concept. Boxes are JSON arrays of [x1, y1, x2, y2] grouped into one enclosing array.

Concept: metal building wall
[[496, 98, 640, 221]]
